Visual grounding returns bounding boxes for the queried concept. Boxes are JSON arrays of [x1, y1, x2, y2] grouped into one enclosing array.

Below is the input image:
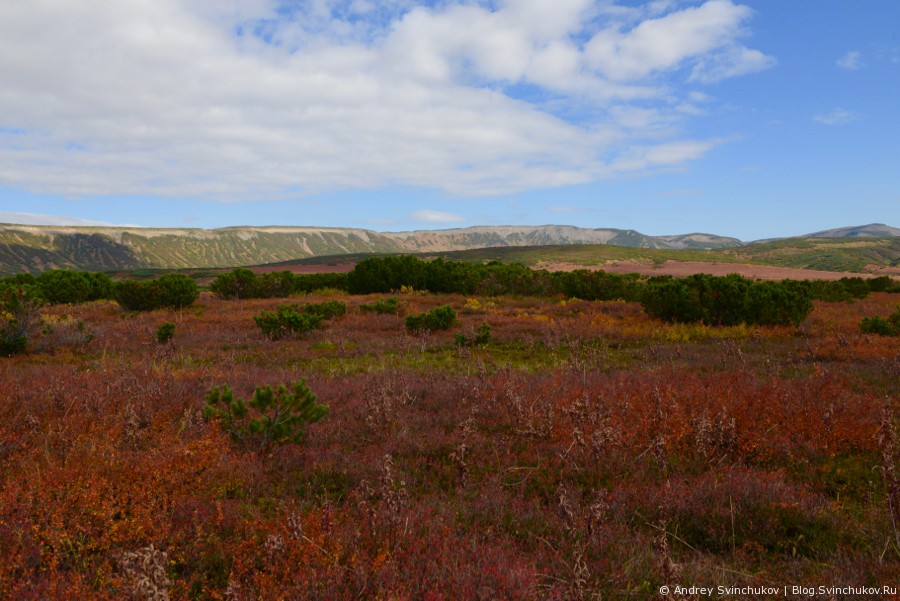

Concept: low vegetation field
[[1, 288, 898, 599]]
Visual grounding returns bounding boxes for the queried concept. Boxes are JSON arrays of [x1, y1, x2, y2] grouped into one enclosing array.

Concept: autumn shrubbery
[[1, 268, 898, 599], [860, 306, 900, 336], [0, 286, 39, 355], [209, 268, 349, 299], [404, 304, 456, 333], [455, 322, 491, 347], [254, 300, 346, 339], [115, 273, 199, 311], [156, 322, 177, 344], [359, 296, 400, 315], [641, 273, 813, 326], [203, 380, 328, 455]]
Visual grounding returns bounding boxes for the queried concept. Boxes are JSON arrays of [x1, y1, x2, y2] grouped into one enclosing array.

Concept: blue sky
[[0, 0, 897, 241]]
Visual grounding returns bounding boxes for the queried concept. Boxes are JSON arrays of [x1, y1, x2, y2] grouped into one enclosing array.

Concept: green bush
[[641, 274, 812, 326], [474, 322, 491, 345], [156, 322, 177, 344], [203, 380, 328, 455], [359, 296, 400, 315], [210, 269, 350, 299], [405, 305, 456, 333], [154, 274, 199, 309], [301, 300, 346, 320], [0, 286, 40, 355], [868, 276, 897, 293], [455, 322, 492, 347], [254, 305, 323, 340], [35, 270, 114, 304], [254, 300, 345, 340], [291, 273, 349, 294], [859, 307, 900, 336], [209, 268, 259, 299], [115, 274, 198, 311]]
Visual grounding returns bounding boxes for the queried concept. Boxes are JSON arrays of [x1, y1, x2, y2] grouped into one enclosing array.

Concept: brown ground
[[536, 260, 884, 281]]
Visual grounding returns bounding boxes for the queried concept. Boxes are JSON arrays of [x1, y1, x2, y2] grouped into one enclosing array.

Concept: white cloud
[[0, 0, 772, 201], [584, 0, 773, 81], [0, 211, 128, 226], [411, 210, 465, 223], [813, 108, 858, 125], [837, 50, 864, 70], [689, 46, 775, 83]]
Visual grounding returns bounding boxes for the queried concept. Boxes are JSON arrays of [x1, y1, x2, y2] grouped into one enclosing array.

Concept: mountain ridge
[[0, 222, 895, 275], [802, 223, 900, 238]]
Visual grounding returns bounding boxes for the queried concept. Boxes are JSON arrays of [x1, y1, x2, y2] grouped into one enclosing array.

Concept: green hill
[[1, 222, 897, 276]]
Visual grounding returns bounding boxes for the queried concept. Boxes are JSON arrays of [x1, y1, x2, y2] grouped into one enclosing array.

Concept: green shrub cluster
[[641, 274, 813, 326], [254, 300, 346, 339], [859, 306, 900, 336], [455, 323, 491, 347], [799, 276, 895, 302], [209, 268, 348, 299], [0, 286, 40, 356], [299, 299, 346, 320], [156, 322, 177, 344], [347, 256, 644, 299], [115, 274, 199, 311], [359, 296, 400, 315], [405, 305, 456, 333], [203, 380, 328, 455], [0, 270, 114, 305]]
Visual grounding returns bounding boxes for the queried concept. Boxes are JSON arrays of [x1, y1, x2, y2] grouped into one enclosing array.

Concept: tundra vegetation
[[0, 260, 898, 599]]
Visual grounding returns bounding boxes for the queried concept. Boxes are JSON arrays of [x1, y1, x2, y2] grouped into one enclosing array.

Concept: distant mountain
[[0, 224, 742, 275], [1, 222, 896, 276], [803, 223, 900, 238], [383, 225, 742, 252]]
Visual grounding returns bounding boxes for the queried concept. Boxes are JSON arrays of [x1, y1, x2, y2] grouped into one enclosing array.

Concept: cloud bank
[[0, 211, 126, 226], [0, 0, 773, 201]]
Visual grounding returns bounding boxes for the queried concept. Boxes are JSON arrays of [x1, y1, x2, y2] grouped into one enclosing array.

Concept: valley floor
[[1, 291, 898, 599]]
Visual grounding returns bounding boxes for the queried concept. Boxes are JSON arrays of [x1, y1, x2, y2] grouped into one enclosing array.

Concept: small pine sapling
[[156, 322, 176, 344], [474, 322, 491, 345], [454, 322, 492, 347], [204, 380, 328, 455]]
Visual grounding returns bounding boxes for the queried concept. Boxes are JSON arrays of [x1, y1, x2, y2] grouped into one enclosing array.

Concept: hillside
[[0, 224, 740, 275], [803, 223, 900, 238], [0, 225, 405, 274], [407, 236, 900, 274], [723, 236, 900, 272], [2, 222, 898, 276]]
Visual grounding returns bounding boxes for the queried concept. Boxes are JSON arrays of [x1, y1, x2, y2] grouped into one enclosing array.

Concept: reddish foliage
[[0, 291, 897, 598]]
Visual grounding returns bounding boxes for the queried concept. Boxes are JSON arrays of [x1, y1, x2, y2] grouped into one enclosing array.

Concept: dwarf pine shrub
[[455, 323, 491, 347], [115, 274, 199, 311], [0, 287, 40, 355], [859, 307, 900, 336], [255, 305, 323, 340], [254, 300, 345, 339], [203, 380, 328, 455], [359, 296, 400, 315], [156, 322, 176, 344], [405, 305, 456, 333]]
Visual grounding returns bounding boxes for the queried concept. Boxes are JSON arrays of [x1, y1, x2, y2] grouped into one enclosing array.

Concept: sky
[[0, 0, 897, 241]]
